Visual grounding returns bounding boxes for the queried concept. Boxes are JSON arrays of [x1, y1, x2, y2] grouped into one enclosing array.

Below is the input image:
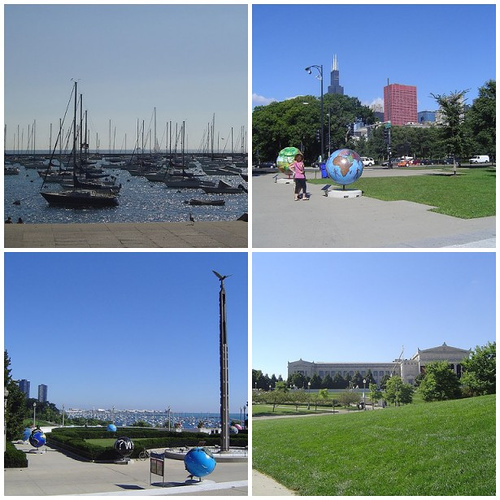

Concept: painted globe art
[[114, 437, 134, 457], [230, 426, 239, 434], [276, 146, 302, 174], [184, 447, 217, 478], [23, 428, 32, 441], [325, 148, 364, 185], [29, 429, 46, 448], [107, 423, 117, 432]]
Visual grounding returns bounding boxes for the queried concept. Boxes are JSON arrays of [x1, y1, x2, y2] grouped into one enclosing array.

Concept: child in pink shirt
[[290, 153, 308, 201]]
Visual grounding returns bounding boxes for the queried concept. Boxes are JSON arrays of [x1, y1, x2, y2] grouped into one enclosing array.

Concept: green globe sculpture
[[276, 146, 302, 175]]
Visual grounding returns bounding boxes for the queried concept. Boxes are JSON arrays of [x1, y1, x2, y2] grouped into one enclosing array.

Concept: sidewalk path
[[252, 470, 295, 496], [252, 171, 495, 248], [5, 442, 247, 496], [4, 220, 248, 248]]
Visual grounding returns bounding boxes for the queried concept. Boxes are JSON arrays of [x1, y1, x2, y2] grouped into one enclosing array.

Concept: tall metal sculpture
[[212, 270, 231, 452]]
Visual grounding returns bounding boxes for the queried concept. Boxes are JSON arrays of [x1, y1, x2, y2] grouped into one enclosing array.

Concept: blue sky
[[253, 4, 495, 111], [4, 252, 248, 412], [252, 252, 495, 379], [4, 4, 247, 153]]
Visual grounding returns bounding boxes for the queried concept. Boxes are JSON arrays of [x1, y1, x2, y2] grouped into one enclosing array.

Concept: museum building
[[288, 343, 471, 386]]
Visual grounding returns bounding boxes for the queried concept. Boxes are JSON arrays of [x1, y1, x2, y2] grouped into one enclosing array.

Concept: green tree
[[369, 383, 383, 409], [310, 374, 322, 389], [332, 373, 347, 389], [4, 351, 26, 441], [431, 89, 469, 172], [337, 391, 360, 408], [419, 361, 462, 402], [384, 376, 414, 406], [460, 341, 496, 396], [321, 374, 334, 389], [464, 80, 496, 157]]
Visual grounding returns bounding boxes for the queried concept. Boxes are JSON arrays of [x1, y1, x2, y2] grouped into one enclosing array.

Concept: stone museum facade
[[288, 343, 471, 386]]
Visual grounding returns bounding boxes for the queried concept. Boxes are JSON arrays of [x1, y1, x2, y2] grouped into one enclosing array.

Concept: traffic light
[[383, 127, 390, 143], [315, 129, 320, 142]]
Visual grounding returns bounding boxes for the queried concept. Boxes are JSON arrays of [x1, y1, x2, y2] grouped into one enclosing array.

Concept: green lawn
[[309, 167, 495, 218], [253, 395, 495, 495]]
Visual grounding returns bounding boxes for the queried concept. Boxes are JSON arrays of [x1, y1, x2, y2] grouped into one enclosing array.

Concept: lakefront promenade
[[4, 220, 248, 248]]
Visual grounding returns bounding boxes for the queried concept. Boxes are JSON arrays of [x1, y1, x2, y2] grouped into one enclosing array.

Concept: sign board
[[149, 452, 165, 486]]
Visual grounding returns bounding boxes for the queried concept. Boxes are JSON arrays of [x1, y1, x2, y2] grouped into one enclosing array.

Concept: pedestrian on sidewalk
[[290, 153, 308, 201]]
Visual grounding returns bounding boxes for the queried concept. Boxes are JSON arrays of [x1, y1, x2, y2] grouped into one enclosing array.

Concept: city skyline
[[4, 4, 248, 153], [5, 252, 248, 412], [253, 4, 495, 112], [253, 252, 495, 380]]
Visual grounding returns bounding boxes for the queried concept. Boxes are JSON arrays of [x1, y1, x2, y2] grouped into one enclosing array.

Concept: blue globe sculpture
[[107, 423, 117, 433], [184, 447, 217, 478], [29, 429, 46, 448], [325, 148, 363, 186], [230, 426, 239, 435], [114, 437, 134, 458]]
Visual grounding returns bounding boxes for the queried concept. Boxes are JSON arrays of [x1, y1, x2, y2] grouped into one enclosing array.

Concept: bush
[[47, 427, 248, 461], [5, 441, 28, 468]]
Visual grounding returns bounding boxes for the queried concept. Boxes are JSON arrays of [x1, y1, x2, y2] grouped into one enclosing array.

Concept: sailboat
[[41, 82, 119, 208]]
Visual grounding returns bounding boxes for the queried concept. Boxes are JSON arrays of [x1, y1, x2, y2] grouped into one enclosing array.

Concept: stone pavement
[[4, 220, 248, 248], [4, 442, 247, 496], [252, 470, 295, 496], [252, 170, 495, 248]]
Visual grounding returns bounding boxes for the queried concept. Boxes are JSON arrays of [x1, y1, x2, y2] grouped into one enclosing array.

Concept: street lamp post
[[363, 379, 366, 410], [33, 402, 37, 428], [305, 64, 324, 163], [4, 388, 9, 451], [307, 381, 311, 410]]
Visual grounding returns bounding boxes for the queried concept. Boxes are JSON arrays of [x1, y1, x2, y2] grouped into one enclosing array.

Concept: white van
[[469, 155, 490, 164]]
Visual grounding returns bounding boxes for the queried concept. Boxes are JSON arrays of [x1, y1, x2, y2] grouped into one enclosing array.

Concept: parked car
[[258, 161, 276, 168], [361, 157, 375, 167], [397, 159, 410, 167], [469, 155, 490, 164]]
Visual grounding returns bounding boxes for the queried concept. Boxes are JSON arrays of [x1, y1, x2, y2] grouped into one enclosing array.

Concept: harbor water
[[4, 161, 247, 225]]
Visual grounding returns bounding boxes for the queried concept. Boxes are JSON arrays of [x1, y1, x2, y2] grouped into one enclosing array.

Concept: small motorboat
[[186, 198, 225, 206]]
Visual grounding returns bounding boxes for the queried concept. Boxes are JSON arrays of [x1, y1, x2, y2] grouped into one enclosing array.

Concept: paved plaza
[[4, 442, 248, 496], [252, 169, 495, 248], [4, 220, 248, 249]]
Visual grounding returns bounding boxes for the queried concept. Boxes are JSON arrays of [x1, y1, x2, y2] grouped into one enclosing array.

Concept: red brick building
[[384, 83, 417, 126]]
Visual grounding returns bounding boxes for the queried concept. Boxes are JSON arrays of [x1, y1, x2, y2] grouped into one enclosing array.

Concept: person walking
[[290, 153, 308, 201]]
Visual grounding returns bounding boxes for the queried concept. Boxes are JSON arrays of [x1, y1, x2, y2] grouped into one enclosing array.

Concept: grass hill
[[253, 394, 495, 495]]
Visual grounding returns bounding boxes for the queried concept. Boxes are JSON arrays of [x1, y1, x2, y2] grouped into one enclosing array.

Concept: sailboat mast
[[73, 81, 77, 173]]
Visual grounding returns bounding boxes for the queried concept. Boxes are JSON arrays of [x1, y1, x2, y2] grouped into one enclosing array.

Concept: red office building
[[384, 83, 417, 126]]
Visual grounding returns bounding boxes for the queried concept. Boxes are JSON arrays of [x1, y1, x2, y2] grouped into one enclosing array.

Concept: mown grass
[[309, 167, 495, 218], [253, 395, 495, 496]]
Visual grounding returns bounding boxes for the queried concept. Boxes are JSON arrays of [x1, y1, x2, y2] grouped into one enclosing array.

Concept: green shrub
[[4, 441, 28, 468]]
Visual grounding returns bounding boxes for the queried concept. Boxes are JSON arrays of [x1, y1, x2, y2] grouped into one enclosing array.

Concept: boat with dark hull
[[202, 180, 247, 194], [41, 189, 119, 207]]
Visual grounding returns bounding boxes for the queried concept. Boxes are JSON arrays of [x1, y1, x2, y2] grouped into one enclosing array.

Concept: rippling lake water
[[4, 165, 247, 224]]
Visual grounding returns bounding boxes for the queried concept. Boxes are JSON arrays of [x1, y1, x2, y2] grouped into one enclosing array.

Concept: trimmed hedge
[[47, 427, 248, 462], [5, 441, 28, 468]]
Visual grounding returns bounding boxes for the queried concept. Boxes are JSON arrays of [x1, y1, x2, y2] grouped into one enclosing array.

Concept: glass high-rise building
[[384, 83, 418, 126], [38, 384, 48, 403], [327, 54, 344, 95], [19, 379, 30, 397]]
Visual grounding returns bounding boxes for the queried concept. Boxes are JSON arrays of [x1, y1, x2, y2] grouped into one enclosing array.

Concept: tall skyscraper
[[384, 83, 418, 126], [38, 384, 48, 403], [327, 54, 344, 95], [19, 379, 30, 398]]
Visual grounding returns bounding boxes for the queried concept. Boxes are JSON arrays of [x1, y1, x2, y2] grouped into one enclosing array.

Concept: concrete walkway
[[252, 170, 495, 248], [4, 220, 248, 248], [252, 470, 295, 496], [4, 442, 247, 496]]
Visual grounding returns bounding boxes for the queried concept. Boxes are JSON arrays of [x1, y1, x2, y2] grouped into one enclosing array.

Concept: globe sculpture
[[230, 426, 239, 435], [276, 146, 302, 175], [325, 148, 364, 186], [114, 437, 134, 458], [184, 447, 217, 479], [29, 429, 46, 448], [107, 423, 117, 433]]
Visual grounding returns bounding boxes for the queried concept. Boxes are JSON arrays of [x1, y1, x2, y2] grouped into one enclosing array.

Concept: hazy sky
[[4, 4, 248, 153], [253, 252, 495, 379], [253, 4, 495, 111], [5, 252, 248, 412]]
